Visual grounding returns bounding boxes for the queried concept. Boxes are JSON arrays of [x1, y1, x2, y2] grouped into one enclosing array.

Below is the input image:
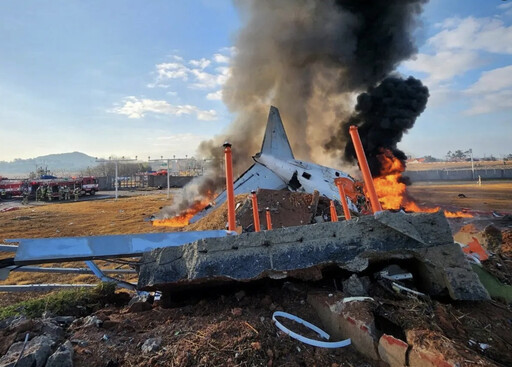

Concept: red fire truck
[[0, 176, 99, 200], [0, 179, 25, 198]]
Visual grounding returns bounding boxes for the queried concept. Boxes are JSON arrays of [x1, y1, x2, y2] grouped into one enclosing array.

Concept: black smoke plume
[[326, 76, 429, 176], [161, 0, 429, 218]]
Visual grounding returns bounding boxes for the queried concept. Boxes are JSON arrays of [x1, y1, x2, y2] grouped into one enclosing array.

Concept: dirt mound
[[186, 189, 337, 232]]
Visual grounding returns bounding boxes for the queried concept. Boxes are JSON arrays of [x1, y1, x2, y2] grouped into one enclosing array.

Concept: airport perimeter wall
[[148, 175, 195, 188], [406, 168, 512, 181]]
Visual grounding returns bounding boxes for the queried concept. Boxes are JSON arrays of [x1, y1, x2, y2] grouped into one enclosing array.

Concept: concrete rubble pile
[[139, 210, 490, 302], [0, 316, 74, 367], [134, 206, 507, 366]]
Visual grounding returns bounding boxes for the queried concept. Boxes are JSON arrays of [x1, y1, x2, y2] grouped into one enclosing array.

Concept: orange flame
[[372, 150, 472, 218], [152, 192, 214, 228]]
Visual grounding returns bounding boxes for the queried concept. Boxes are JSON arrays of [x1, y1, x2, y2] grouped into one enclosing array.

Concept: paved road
[[0, 189, 180, 211]]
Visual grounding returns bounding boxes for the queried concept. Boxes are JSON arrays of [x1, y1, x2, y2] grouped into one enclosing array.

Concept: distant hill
[[0, 152, 97, 178]]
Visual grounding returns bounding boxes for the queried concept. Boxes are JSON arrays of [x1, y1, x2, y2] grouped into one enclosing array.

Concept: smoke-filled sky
[[0, 0, 511, 163]]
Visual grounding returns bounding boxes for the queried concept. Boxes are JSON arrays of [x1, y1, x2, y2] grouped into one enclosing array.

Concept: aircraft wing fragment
[[190, 163, 287, 223]]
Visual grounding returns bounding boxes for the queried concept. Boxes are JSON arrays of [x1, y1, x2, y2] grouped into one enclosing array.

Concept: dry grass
[[407, 181, 512, 212], [1, 183, 511, 299], [0, 194, 173, 239], [406, 160, 511, 171], [0, 194, 174, 290]]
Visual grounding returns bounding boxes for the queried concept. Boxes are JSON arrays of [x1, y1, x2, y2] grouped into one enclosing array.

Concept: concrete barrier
[[406, 168, 512, 182], [148, 175, 195, 188]]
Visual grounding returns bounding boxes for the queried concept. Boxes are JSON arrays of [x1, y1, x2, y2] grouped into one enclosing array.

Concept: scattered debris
[[391, 282, 427, 299], [342, 274, 369, 296], [139, 211, 489, 301], [272, 311, 351, 348], [141, 337, 162, 354], [45, 340, 73, 367]]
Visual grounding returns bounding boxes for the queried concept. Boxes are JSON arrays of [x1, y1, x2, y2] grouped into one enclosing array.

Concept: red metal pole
[[334, 178, 352, 220], [348, 126, 382, 213], [223, 142, 236, 231], [251, 190, 261, 232], [265, 207, 273, 230], [330, 200, 338, 222]]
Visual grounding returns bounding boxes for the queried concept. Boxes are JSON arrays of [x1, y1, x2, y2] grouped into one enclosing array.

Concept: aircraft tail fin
[[259, 106, 294, 160]]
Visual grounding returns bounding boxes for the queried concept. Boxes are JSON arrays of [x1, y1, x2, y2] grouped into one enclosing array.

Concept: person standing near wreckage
[[21, 185, 29, 205], [73, 186, 80, 201], [35, 185, 42, 202], [47, 185, 53, 201], [64, 186, 70, 200]]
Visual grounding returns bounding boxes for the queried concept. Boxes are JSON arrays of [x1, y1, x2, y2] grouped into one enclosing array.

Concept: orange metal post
[[348, 126, 382, 213], [223, 142, 236, 231], [330, 200, 338, 222], [334, 178, 352, 220], [265, 207, 273, 230], [251, 190, 261, 232]]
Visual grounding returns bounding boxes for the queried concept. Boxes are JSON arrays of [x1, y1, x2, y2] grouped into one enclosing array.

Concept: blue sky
[[0, 0, 511, 162]]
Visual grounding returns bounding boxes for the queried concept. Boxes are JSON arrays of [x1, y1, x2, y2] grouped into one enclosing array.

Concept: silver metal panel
[[6, 266, 136, 274], [85, 260, 137, 290], [0, 284, 97, 292], [9, 230, 229, 265], [190, 163, 287, 223], [0, 244, 18, 252]]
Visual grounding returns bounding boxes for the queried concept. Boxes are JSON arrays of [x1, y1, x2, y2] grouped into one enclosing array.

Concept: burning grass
[[373, 150, 473, 218], [152, 193, 214, 228]]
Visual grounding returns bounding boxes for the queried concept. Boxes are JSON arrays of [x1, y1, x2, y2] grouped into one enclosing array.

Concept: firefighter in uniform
[[64, 186, 70, 200], [47, 185, 53, 201], [21, 185, 29, 205], [74, 187, 80, 201], [58, 186, 64, 201], [35, 186, 42, 202]]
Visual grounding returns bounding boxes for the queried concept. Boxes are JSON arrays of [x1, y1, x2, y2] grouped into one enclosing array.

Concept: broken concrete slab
[[342, 274, 369, 296], [307, 291, 380, 360], [45, 340, 73, 367], [408, 244, 490, 301], [138, 211, 489, 301], [0, 335, 54, 367]]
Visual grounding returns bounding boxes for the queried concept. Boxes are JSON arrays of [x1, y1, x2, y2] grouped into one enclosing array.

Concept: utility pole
[[148, 156, 174, 199], [95, 156, 137, 200], [468, 148, 475, 179]]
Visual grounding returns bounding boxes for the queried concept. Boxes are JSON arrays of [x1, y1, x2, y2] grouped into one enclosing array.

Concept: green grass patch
[[472, 264, 512, 304], [0, 282, 120, 321]]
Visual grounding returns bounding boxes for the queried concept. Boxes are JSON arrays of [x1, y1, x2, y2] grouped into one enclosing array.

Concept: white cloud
[[155, 62, 189, 81], [403, 14, 512, 117], [404, 16, 512, 86], [213, 53, 230, 63], [429, 17, 512, 54], [404, 50, 482, 84], [465, 89, 512, 115], [498, 3, 512, 10], [206, 90, 223, 100], [189, 58, 211, 69], [111, 97, 217, 120], [149, 49, 233, 91], [189, 66, 231, 89], [465, 65, 512, 115], [467, 64, 512, 94]]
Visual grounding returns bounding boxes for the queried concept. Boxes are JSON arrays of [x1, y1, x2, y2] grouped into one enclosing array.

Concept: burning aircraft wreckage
[[138, 106, 487, 301], [1, 106, 489, 305]]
